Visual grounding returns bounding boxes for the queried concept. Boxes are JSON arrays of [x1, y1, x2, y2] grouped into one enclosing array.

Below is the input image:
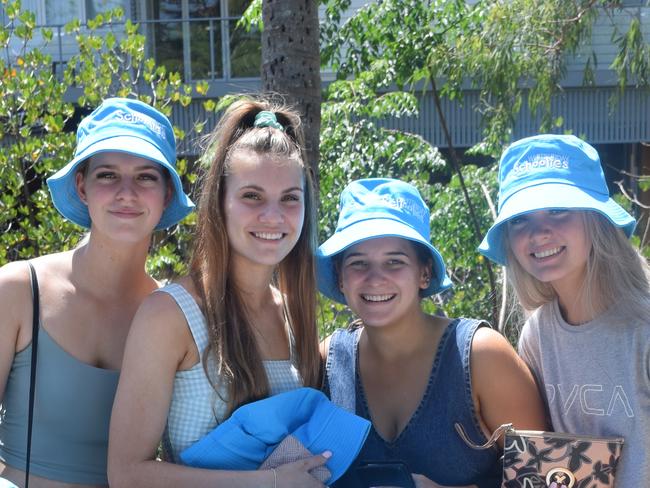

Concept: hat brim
[[297, 397, 371, 484], [479, 182, 636, 265], [178, 387, 371, 484], [47, 135, 194, 230], [317, 218, 452, 304]]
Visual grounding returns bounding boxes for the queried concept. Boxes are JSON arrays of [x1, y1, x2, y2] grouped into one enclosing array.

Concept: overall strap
[[325, 328, 362, 413], [25, 262, 40, 488], [454, 318, 490, 353]]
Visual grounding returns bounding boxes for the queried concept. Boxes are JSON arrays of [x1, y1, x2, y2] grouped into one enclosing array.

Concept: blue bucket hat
[[46, 97, 194, 230], [479, 134, 636, 266], [317, 178, 452, 304], [179, 387, 371, 485]]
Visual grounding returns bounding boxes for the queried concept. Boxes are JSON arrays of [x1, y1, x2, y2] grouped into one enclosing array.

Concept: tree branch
[[430, 75, 499, 327]]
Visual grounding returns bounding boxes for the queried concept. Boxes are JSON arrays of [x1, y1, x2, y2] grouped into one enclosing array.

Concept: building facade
[[3, 0, 650, 169]]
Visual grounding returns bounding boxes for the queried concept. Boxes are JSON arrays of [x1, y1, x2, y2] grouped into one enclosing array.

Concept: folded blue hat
[[179, 387, 371, 484], [317, 178, 452, 304], [479, 134, 636, 265], [47, 97, 195, 230]]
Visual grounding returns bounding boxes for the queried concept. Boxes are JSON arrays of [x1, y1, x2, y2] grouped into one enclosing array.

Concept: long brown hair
[[190, 96, 320, 416]]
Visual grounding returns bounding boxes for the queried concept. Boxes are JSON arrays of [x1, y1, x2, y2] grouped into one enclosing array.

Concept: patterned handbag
[[455, 423, 624, 488]]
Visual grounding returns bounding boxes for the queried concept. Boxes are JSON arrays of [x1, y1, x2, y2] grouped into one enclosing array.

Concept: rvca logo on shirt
[[545, 383, 634, 417]]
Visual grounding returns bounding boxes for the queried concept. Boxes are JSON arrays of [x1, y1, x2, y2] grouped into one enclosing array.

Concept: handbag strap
[[25, 262, 40, 488], [454, 422, 512, 450]]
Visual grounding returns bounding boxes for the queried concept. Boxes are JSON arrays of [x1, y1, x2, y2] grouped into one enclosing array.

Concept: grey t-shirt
[[518, 299, 650, 487]]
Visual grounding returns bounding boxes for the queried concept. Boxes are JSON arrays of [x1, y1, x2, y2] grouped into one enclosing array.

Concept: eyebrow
[[343, 250, 409, 260], [239, 184, 304, 193], [90, 163, 163, 173]]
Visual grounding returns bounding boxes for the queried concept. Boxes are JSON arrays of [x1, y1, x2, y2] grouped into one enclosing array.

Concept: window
[[85, 0, 128, 19], [150, 0, 260, 82], [44, 0, 80, 24], [151, 1, 188, 78], [42, 0, 127, 25], [228, 0, 261, 78]]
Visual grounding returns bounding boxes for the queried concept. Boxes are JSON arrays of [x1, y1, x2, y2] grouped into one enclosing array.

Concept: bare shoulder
[[0, 260, 32, 293], [470, 325, 534, 382], [471, 325, 518, 360], [126, 279, 198, 368], [131, 288, 188, 335], [0, 256, 68, 319], [319, 334, 333, 361], [470, 325, 548, 432], [0, 261, 33, 346], [0, 252, 75, 347]]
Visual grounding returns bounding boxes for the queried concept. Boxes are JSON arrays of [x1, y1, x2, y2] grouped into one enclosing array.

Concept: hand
[[274, 451, 331, 488], [412, 474, 478, 488]]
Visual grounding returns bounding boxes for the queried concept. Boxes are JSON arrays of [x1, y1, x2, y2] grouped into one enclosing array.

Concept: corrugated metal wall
[[173, 86, 650, 156], [171, 101, 219, 156], [378, 86, 650, 149]]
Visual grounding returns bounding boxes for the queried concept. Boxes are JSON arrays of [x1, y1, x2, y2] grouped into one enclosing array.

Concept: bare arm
[[108, 292, 328, 488], [470, 327, 549, 447], [409, 328, 547, 488], [0, 262, 34, 405]]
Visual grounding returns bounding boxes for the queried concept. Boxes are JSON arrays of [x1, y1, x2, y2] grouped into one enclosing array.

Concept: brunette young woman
[[319, 178, 548, 488], [108, 98, 327, 487]]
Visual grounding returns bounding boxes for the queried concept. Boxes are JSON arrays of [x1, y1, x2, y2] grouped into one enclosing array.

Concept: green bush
[[0, 1, 214, 279]]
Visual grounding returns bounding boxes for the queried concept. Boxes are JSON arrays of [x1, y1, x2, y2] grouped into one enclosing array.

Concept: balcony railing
[[11, 16, 261, 84]]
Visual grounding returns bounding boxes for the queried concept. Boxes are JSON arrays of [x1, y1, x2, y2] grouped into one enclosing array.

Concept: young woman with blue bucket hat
[[319, 178, 547, 487], [479, 134, 650, 486], [0, 98, 194, 487], [108, 98, 330, 487]]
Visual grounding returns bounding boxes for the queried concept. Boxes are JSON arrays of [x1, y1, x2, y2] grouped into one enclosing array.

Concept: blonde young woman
[[0, 98, 194, 488], [479, 134, 650, 486], [108, 98, 327, 487]]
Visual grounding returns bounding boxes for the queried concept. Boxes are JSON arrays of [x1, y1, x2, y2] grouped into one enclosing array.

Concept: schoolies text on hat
[[47, 97, 195, 230], [479, 134, 636, 265], [317, 178, 452, 304]]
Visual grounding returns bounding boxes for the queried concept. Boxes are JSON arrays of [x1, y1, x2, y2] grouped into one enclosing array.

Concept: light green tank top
[[0, 326, 119, 484]]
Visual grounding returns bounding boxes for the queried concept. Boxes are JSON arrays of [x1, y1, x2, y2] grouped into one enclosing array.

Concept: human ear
[[164, 180, 173, 208], [419, 259, 433, 290], [75, 171, 88, 205]]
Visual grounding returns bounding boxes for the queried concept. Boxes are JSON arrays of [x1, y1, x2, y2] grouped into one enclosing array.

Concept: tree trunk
[[261, 0, 321, 180]]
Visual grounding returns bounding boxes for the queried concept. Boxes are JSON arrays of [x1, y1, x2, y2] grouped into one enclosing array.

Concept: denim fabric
[[324, 319, 501, 488]]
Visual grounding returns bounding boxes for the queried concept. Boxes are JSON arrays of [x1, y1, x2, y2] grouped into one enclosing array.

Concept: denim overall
[[324, 318, 501, 488]]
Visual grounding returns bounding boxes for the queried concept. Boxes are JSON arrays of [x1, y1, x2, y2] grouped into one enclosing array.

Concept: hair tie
[[254, 111, 284, 131]]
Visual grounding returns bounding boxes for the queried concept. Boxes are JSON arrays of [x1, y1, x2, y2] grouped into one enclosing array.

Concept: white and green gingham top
[[157, 283, 302, 463]]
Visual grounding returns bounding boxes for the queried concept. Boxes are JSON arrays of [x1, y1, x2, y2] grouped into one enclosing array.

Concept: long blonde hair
[[506, 211, 650, 319], [190, 97, 320, 416]]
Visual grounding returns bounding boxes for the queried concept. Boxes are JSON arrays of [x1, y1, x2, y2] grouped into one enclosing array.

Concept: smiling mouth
[[111, 210, 142, 218], [252, 232, 284, 240], [361, 294, 395, 303], [532, 246, 563, 259]]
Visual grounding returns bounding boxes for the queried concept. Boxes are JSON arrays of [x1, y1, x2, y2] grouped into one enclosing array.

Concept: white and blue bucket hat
[[317, 178, 452, 304], [479, 134, 636, 266], [47, 97, 194, 230]]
